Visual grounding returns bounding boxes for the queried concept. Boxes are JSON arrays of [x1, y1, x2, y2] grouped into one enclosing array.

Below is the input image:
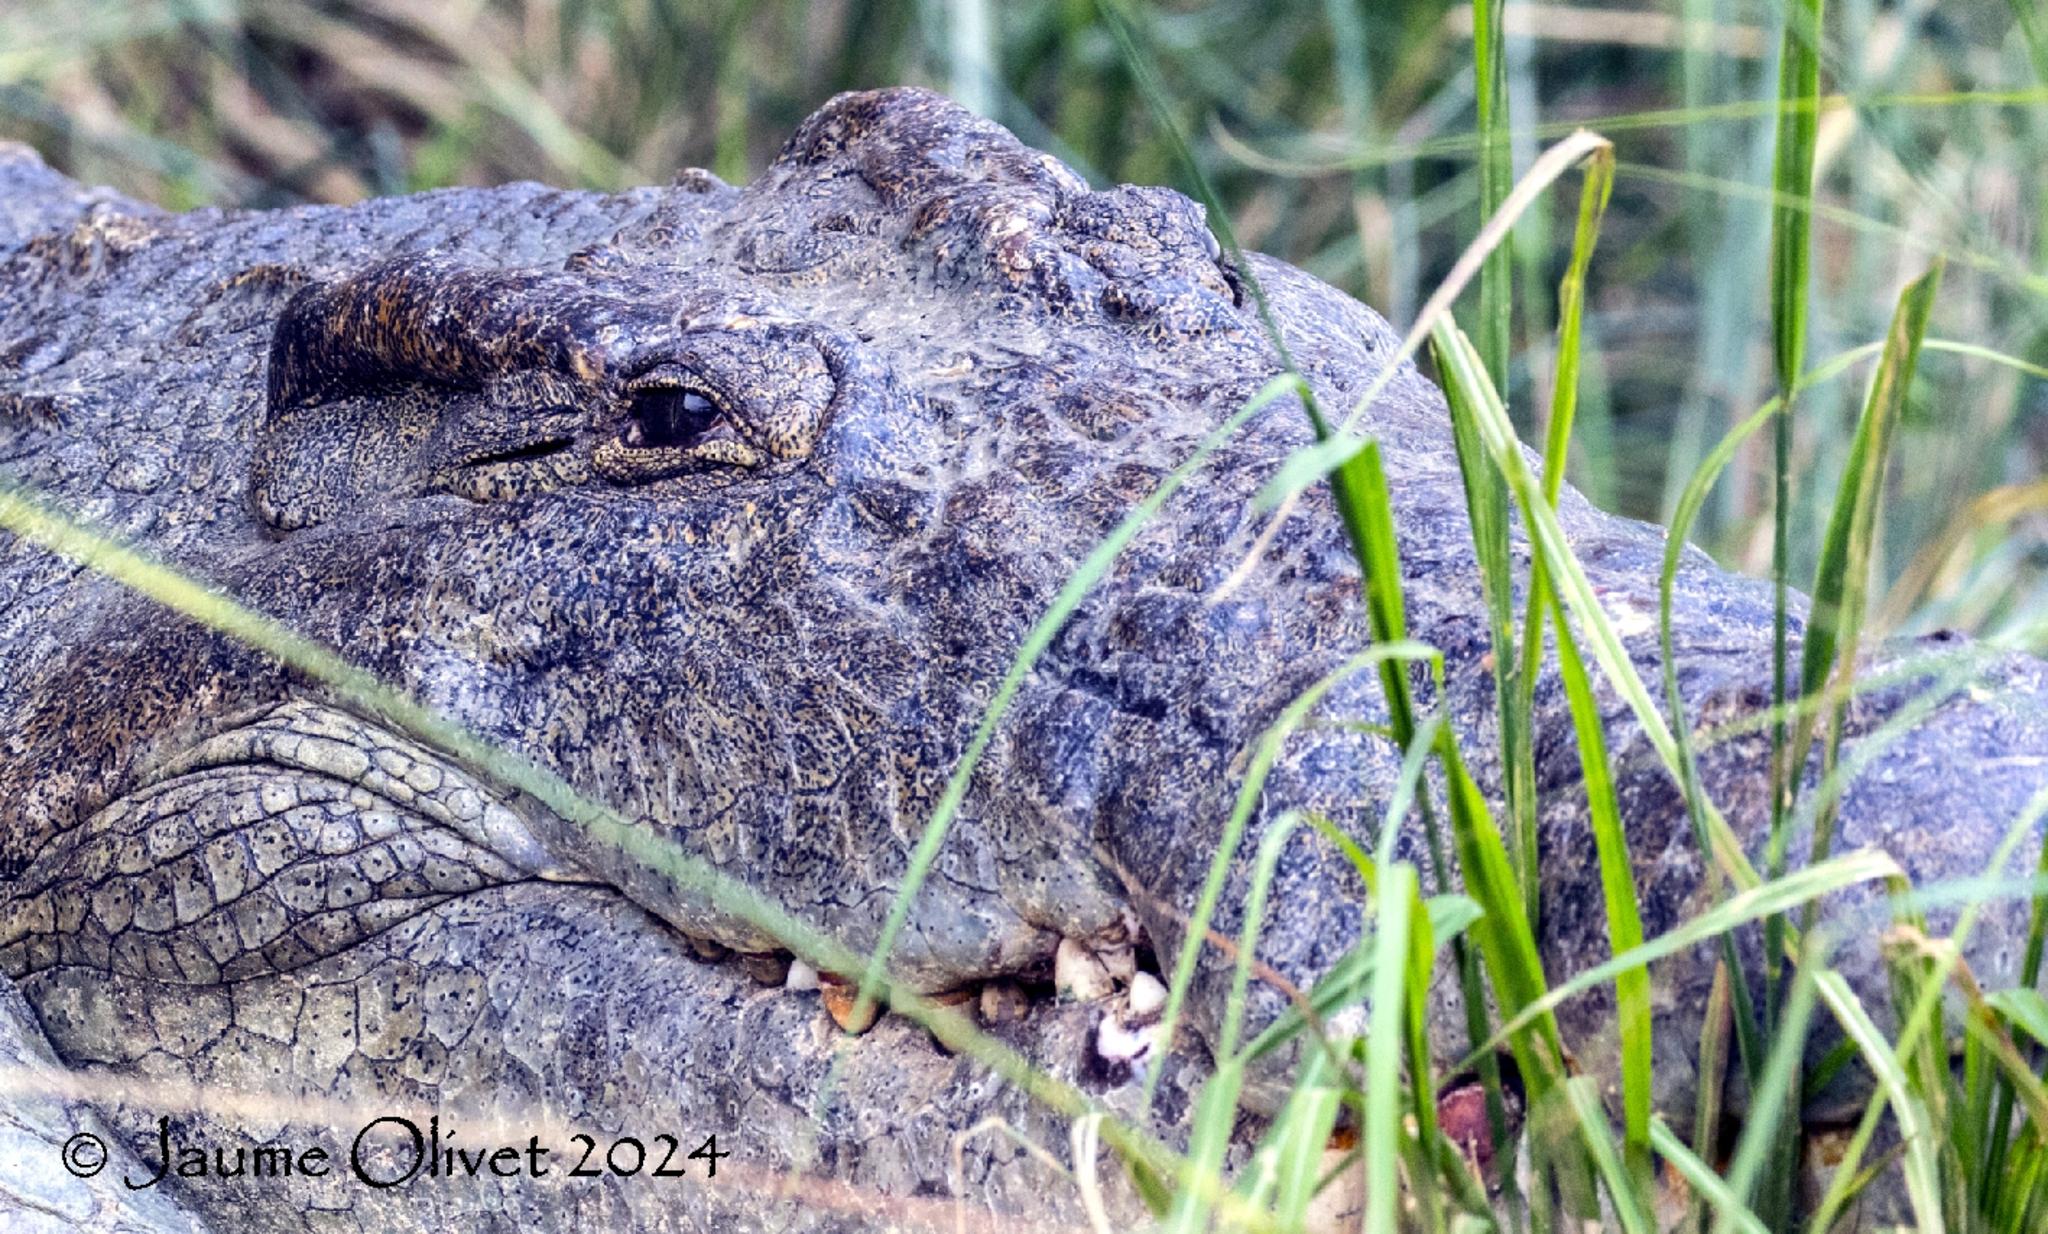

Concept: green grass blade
[[852, 374, 1298, 1028], [1219, 812, 1312, 1064], [1712, 939, 1825, 1234], [1810, 970, 1947, 1234], [1148, 638, 1437, 1101], [1508, 150, 1614, 926], [1805, 784, 2048, 1233], [1686, 960, 1736, 1234], [1470, 0, 1511, 396], [1983, 782, 2048, 1204], [1164, 1057, 1250, 1234], [1987, 989, 2048, 1050], [1560, 1076, 1654, 1234], [1262, 1067, 1344, 1231], [1463, 848, 1903, 1063], [1547, 595, 1651, 1184], [1433, 316, 1761, 893], [1437, 331, 1536, 924], [1650, 1118, 1769, 1234], [1537, 146, 1614, 513], [1364, 862, 1420, 1234], [1240, 887, 1481, 1067], [1791, 262, 1942, 885], [1795, 272, 1943, 698]]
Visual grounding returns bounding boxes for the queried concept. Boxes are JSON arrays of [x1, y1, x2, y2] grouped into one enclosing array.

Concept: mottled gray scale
[[1, 88, 2045, 1233]]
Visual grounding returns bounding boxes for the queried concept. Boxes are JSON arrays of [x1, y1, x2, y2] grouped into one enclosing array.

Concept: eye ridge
[[624, 382, 726, 451]]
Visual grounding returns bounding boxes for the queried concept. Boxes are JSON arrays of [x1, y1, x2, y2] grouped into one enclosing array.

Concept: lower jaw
[[26, 880, 1204, 1233]]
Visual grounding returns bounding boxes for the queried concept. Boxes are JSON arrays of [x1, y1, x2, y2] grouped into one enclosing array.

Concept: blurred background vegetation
[[1, 0, 2042, 644]]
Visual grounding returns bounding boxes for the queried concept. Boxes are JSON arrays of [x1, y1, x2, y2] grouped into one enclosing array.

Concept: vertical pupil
[[632, 387, 720, 448]]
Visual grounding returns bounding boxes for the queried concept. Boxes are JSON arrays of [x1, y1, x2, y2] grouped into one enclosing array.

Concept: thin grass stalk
[[1652, 1118, 1769, 1234], [1166, 811, 1310, 1233], [1212, 88, 2048, 180], [1711, 936, 1825, 1234], [1398, 865, 1452, 1234], [1982, 789, 2048, 1207], [1659, 339, 1878, 1102], [1686, 960, 1736, 1234], [1438, 315, 1764, 893], [1471, 0, 1511, 395], [1809, 971, 1946, 1233], [1514, 142, 1615, 710], [1763, 0, 1826, 1046], [1651, 334, 2048, 1160], [1148, 639, 1435, 1107], [1259, 1066, 1342, 1230], [1363, 863, 1419, 1234], [1351, 443, 1557, 1207], [1461, 0, 1528, 931], [1463, 848, 1900, 1065], [1559, 1077, 1653, 1234]]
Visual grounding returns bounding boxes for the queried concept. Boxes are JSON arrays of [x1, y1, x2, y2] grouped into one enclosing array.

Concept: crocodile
[[0, 87, 2043, 1232]]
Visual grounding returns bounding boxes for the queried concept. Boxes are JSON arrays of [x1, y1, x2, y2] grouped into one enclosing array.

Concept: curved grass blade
[[1650, 1118, 1768, 1234], [1805, 785, 2048, 1233], [1789, 262, 1942, 896], [851, 373, 1300, 1029], [1148, 639, 1439, 1104], [1461, 848, 1903, 1064], [1547, 594, 1651, 1185]]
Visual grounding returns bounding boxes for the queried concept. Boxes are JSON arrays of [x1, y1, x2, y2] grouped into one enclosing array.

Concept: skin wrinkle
[[0, 88, 2045, 1231]]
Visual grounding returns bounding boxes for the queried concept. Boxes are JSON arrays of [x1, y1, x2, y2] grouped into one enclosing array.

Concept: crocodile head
[[2, 88, 2045, 1231]]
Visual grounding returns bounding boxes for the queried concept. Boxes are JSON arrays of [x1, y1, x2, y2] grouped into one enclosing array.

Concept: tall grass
[[3, 2, 2048, 1232]]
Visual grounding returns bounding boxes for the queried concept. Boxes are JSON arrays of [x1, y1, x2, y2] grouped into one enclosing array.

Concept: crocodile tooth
[[977, 980, 1030, 1025], [1053, 938, 1114, 1003], [739, 952, 790, 986], [1125, 971, 1167, 1022], [1094, 1014, 1158, 1068], [783, 958, 820, 992], [818, 978, 879, 1034]]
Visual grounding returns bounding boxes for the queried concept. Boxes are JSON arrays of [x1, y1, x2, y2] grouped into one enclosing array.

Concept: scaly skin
[[0, 89, 2043, 1231]]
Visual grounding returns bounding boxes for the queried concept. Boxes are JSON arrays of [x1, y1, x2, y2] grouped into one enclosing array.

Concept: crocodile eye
[[624, 384, 725, 450]]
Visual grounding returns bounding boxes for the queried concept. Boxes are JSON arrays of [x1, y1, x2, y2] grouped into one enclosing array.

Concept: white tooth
[[1055, 938, 1115, 1003], [1096, 1015, 1159, 1064], [978, 981, 1031, 1025], [1126, 971, 1167, 1021], [784, 959, 820, 992]]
